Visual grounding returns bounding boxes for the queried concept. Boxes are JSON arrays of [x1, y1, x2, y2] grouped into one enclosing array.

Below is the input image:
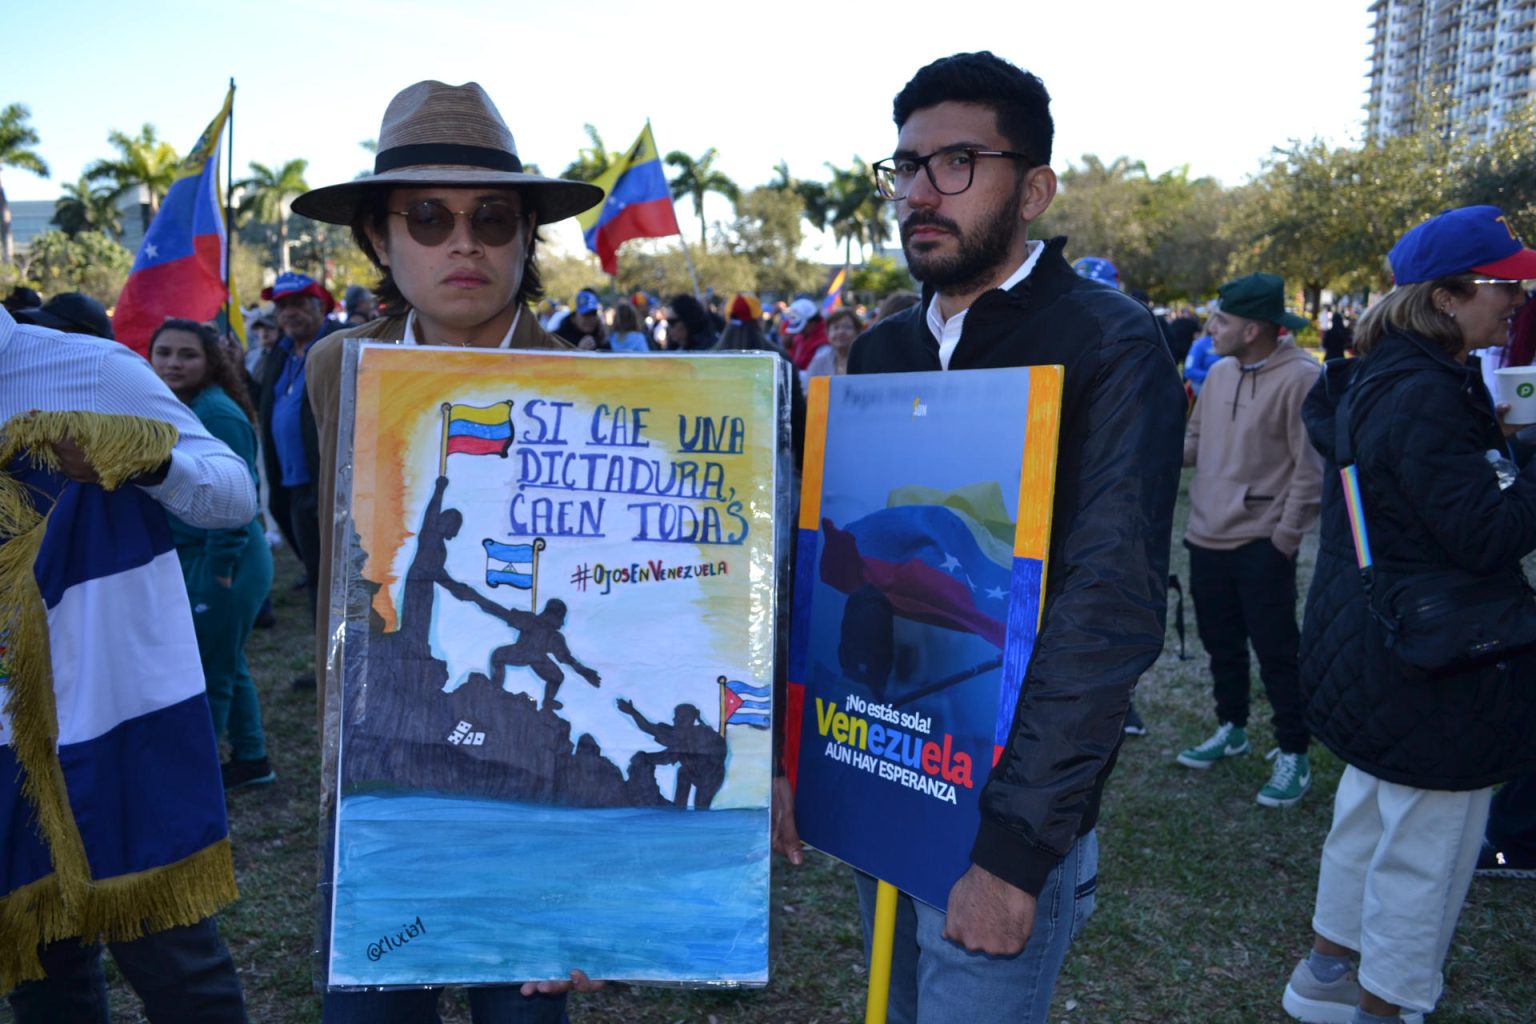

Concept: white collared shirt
[[403, 306, 522, 348], [925, 240, 1043, 370], [0, 306, 258, 529]]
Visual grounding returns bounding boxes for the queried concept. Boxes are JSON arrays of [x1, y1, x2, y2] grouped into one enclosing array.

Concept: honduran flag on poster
[[0, 456, 231, 971], [113, 89, 234, 358]]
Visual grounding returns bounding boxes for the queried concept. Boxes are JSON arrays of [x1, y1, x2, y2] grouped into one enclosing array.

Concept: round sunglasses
[[389, 200, 524, 248]]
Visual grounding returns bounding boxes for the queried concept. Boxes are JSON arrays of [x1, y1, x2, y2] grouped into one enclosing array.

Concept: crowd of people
[[3, 50, 1535, 1024]]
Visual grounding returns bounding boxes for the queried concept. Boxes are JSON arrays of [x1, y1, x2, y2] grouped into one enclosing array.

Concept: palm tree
[[52, 175, 123, 238], [85, 124, 180, 234], [561, 124, 622, 184], [824, 157, 888, 264], [0, 103, 50, 263], [664, 148, 739, 249], [237, 159, 310, 273]]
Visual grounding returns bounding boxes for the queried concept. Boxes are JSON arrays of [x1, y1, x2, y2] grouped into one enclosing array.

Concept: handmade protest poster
[[787, 367, 1062, 908], [325, 343, 785, 987]]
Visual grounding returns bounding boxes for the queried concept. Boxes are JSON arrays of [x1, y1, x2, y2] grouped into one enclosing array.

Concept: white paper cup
[[1495, 366, 1536, 425]]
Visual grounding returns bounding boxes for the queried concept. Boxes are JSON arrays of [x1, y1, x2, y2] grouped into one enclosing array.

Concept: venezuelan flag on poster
[[114, 89, 234, 358], [821, 267, 846, 314], [576, 123, 681, 275], [445, 401, 513, 457]]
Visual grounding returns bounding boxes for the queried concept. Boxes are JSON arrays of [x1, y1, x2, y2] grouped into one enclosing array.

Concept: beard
[[900, 191, 1022, 294]]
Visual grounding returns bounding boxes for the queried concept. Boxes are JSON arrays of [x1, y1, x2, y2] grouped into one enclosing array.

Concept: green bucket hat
[[1217, 273, 1310, 331]]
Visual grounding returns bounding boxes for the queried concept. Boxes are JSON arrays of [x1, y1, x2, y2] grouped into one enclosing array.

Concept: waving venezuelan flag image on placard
[[788, 367, 1063, 908]]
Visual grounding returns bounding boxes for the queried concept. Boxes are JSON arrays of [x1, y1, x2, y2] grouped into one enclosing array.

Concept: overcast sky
[[8, 0, 1376, 259]]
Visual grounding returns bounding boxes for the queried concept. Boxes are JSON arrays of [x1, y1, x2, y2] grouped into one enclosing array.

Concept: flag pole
[[530, 538, 545, 612], [438, 403, 450, 478], [864, 880, 898, 1024], [224, 78, 238, 342], [650, 117, 702, 299], [717, 675, 728, 738]]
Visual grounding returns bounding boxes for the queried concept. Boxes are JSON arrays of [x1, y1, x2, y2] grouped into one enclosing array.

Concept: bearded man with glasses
[[293, 80, 605, 1024], [773, 52, 1185, 1023]]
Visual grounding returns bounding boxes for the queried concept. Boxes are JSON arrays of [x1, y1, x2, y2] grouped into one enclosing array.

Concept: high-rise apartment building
[[1367, 0, 1536, 139]]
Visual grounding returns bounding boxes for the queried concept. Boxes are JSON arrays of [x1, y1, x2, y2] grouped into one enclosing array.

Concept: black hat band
[[374, 144, 524, 174]]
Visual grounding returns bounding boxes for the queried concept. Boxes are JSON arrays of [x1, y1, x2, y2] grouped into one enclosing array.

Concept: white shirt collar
[[925, 240, 1042, 370], [403, 306, 521, 349]]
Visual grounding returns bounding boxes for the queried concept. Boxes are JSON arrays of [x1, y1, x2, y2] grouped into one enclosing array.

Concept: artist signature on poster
[[366, 915, 427, 961], [570, 559, 730, 595]]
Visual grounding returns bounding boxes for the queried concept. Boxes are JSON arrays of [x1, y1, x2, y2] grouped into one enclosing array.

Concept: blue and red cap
[[1389, 205, 1536, 285], [261, 272, 337, 312], [1072, 256, 1120, 290]]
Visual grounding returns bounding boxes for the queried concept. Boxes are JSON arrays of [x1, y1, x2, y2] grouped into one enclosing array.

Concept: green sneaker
[[1257, 749, 1311, 807], [1175, 722, 1249, 769]]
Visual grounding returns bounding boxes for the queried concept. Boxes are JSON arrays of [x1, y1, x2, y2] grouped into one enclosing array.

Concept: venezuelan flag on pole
[[822, 267, 847, 314], [576, 123, 681, 275], [114, 88, 234, 357]]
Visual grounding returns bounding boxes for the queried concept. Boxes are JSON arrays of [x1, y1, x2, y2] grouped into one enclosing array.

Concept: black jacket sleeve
[[969, 333, 1185, 895]]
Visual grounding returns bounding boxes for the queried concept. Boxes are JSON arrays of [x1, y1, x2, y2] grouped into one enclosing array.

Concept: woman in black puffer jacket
[[1282, 206, 1536, 1024]]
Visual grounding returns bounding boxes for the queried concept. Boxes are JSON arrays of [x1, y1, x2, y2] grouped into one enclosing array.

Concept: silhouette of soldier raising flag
[[442, 579, 601, 711]]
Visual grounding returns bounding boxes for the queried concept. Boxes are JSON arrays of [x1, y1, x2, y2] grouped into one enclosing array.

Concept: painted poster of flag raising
[[787, 366, 1062, 908], [326, 343, 786, 987]]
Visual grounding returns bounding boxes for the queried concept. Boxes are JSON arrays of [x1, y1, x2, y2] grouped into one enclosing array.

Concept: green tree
[[664, 148, 739, 250], [52, 175, 123, 239], [0, 103, 50, 264], [561, 124, 623, 184], [1037, 155, 1153, 278], [86, 124, 180, 234], [728, 186, 824, 298], [237, 159, 310, 273], [20, 229, 133, 305], [1457, 102, 1536, 226], [848, 254, 915, 301], [824, 157, 889, 265]]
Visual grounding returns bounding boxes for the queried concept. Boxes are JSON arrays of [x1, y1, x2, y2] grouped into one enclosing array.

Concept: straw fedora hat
[[291, 81, 604, 227]]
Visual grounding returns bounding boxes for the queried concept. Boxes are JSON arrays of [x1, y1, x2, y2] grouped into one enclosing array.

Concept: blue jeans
[[6, 917, 247, 1024], [854, 829, 1098, 1024], [322, 986, 569, 1023]]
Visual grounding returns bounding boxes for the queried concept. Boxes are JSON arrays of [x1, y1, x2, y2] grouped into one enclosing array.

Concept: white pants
[[1312, 764, 1492, 1013]]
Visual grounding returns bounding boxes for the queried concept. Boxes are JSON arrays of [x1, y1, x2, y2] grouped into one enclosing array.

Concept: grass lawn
[[39, 473, 1534, 1023]]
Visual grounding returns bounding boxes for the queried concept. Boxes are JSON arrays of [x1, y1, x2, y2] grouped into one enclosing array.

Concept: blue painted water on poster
[[330, 793, 769, 986]]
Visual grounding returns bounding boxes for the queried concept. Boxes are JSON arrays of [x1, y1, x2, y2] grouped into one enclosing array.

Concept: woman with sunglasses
[[295, 81, 604, 1024], [1283, 206, 1536, 1024], [147, 318, 276, 790]]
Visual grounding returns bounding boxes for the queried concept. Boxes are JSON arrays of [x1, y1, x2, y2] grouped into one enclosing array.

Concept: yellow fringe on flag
[[0, 411, 237, 989]]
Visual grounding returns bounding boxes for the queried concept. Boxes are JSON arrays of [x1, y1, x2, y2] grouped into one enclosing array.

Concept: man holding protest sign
[[774, 52, 1184, 1022]]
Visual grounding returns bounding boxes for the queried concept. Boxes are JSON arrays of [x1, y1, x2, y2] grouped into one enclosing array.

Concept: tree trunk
[[277, 215, 290, 274], [0, 180, 12, 265]]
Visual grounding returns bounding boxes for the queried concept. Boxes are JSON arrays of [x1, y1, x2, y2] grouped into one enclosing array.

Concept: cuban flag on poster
[[0, 458, 228, 920]]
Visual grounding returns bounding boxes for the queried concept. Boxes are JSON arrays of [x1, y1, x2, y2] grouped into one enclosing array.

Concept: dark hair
[[717, 317, 779, 353], [348, 187, 545, 315], [893, 51, 1054, 167], [148, 318, 258, 425], [667, 294, 716, 350], [875, 290, 920, 321], [613, 302, 643, 333]]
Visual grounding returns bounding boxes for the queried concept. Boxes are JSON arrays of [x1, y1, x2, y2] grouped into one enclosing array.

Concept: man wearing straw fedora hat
[[297, 80, 604, 1023]]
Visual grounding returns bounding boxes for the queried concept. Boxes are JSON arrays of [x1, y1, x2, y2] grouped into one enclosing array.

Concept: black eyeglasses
[[873, 146, 1034, 200], [389, 200, 524, 248]]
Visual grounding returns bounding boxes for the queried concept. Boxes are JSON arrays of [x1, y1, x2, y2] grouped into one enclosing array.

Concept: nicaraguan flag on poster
[[483, 538, 537, 590], [0, 446, 232, 983]]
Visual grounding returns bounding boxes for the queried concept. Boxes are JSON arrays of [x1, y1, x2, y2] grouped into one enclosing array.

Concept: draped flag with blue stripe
[[0, 413, 236, 989], [721, 678, 770, 729]]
